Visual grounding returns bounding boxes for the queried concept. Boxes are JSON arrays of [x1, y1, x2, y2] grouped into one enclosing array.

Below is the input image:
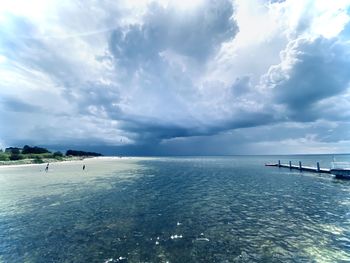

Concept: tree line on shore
[[0, 145, 102, 162]]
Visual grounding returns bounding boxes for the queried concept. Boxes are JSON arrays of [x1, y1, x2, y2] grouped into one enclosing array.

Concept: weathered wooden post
[[278, 160, 281, 167], [299, 161, 302, 170], [317, 162, 320, 172], [289, 161, 292, 169]]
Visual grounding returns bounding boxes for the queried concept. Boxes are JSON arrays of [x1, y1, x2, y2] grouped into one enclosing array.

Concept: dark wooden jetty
[[265, 160, 331, 174]]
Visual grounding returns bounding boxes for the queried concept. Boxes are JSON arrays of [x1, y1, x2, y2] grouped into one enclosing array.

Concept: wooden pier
[[265, 160, 331, 174]]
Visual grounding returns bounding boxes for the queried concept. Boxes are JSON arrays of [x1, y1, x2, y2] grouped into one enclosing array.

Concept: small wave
[[195, 237, 210, 242]]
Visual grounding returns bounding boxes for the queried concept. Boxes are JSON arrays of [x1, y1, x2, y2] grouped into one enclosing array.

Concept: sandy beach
[[0, 156, 153, 169], [0, 156, 87, 168]]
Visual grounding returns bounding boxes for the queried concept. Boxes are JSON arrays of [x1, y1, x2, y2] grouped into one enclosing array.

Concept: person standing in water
[[83, 164, 85, 171], [45, 163, 49, 172]]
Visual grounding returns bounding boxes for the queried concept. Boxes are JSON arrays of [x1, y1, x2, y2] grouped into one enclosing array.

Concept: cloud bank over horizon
[[0, 0, 350, 155]]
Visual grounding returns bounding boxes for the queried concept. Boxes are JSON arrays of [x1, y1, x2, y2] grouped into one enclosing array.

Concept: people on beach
[[45, 163, 49, 172]]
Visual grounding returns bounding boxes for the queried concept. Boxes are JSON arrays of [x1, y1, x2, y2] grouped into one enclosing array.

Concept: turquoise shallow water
[[0, 155, 350, 262]]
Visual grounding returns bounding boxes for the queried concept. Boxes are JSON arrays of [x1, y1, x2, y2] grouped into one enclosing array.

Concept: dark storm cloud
[[117, 109, 275, 145], [109, 0, 237, 69], [72, 81, 121, 118], [100, 0, 243, 143]]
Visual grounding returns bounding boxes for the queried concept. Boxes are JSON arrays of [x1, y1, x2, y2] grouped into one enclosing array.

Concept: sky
[[0, 0, 350, 155]]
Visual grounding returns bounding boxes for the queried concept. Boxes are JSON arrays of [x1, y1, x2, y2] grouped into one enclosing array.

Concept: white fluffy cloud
[[0, 0, 350, 154], [264, 37, 350, 116]]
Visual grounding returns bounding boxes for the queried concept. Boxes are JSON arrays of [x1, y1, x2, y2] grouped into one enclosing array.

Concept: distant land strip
[[0, 145, 102, 166]]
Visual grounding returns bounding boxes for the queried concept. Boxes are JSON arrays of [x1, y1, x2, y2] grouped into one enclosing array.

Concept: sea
[[0, 155, 350, 263]]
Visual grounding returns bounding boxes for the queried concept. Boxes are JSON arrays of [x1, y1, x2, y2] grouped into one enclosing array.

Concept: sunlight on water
[[304, 246, 350, 263], [0, 157, 145, 217], [0, 155, 350, 262]]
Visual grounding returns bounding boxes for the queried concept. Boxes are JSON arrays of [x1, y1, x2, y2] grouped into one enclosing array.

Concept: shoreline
[[0, 156, 152, 168], [0, 156, 88, 168]]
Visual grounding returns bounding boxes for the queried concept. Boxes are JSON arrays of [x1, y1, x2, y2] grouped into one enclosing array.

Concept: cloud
[[109, 0, 237, 67], [0, 0, 241, 146], [230, 76, 251, 96], [264, 36, 350, 121], [83, 120, 350, 155], [1, 97, 41, 113], [0, 0, 350, 154], [102, 0, 249, 141], [312, 89, 350, 122], [106, 0, 239, 129]]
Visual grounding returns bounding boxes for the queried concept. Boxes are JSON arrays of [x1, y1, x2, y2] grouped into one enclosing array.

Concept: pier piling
[[265, 161, 330, 174]]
